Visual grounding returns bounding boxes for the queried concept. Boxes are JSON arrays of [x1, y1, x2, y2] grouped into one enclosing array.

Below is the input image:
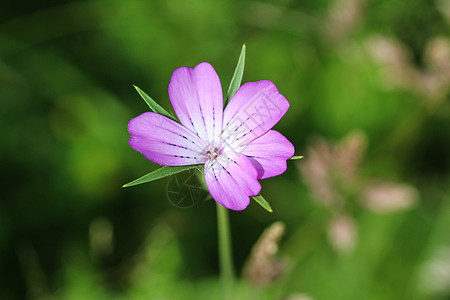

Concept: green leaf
[[133, 85, 176, 120], [225, 44, 246, 106], [251, 194, 273, 213], [289, 155, 304, 160], [122, 165, 200, 188]]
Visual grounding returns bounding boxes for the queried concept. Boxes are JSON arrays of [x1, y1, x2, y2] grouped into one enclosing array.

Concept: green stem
[[216, 202, 234, 300]]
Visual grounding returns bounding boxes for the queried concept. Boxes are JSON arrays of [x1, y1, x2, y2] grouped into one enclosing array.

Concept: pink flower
[[128, 62, 294, 210]]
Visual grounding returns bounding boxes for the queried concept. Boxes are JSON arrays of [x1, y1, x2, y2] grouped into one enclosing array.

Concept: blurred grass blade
[[252, 194, 273, 213], [122, 165, 200, 188], [289, 155, 304, 160], [133, 85, 176, 120], [225, 44, 246, 106]]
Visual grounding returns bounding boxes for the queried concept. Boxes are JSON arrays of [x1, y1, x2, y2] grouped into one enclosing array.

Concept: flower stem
[[216, 202, 234, 299]]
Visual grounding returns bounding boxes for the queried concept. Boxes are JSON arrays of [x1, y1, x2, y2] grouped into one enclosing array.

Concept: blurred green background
[[1, 0, 449, 299]]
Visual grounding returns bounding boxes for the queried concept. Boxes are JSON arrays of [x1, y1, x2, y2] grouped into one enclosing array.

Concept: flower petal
[[168, 62, 223, 143], [128, 112, 206, 166], [204, 152, 261, 211], [222, 80, 289, 150], [239, 130, 295, 179]]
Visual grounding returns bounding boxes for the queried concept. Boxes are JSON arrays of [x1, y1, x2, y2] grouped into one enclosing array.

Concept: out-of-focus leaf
[[289, 156, 304, 160], [225, 44, 246, 106], [122, 165, 200, 188], [252, 194, 273, 213], [133, 85, 176, 120]]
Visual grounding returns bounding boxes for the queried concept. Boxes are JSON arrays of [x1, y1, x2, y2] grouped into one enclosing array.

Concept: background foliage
[[1, 0, 449, 299]]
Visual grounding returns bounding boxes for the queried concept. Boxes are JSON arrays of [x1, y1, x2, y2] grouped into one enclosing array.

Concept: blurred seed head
[[89, 217, 114, 257], [419, 246, 450, 296], [243, 222, 287, 286], [436, 0, 450, 22], [360, 181, 419, 213], [366, 35, 419, 91], [367, 35, 450, 107], [424, 37, 450, 71], [367, 35, 409, 65], [299, 137, 341, 207], [328, 214, 357, 254], [300, 131, 418, 218], [335, 130, 367, 184], [323, 0, 365, 43], [299, 130, 367, 208], [284, 294, 314, 300], [421, 36, 450, 102]]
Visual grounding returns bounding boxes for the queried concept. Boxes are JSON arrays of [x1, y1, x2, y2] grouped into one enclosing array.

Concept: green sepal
[[289, 155, 304, 160], [225, 44, 246, 106], [251, 194, 273, 213], [133, 85, 176, 120], [122, 165, 201, 188]]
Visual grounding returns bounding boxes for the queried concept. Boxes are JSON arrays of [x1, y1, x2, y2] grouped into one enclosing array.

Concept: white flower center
[[203, 144, 223, 161]]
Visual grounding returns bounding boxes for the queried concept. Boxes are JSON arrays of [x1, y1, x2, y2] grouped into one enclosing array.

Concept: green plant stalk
[[216, 202, 234, 300]]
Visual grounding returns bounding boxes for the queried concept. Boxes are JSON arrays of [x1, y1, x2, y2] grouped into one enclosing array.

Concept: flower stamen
[[204, 144, 223, 161]]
